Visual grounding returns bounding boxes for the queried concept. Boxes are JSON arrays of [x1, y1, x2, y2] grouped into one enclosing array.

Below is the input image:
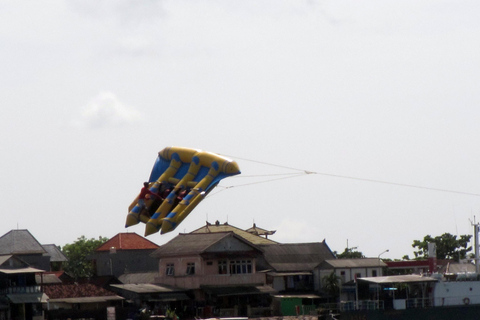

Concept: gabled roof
[[0, 230, 46, 255], [191, 221, 278, 245], [0, 254, 29, 268], [43, 283, 119, 299], [245, 223, 276, 237], [42, 244, 68, 262], [319, 258, 386, 269], [260, 241, 335, 272], [151, 232, 262, 258], [95, 233, 160, 252]]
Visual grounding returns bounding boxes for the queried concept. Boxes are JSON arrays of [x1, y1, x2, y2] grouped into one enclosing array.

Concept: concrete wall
[[94, 249, 158, 277]]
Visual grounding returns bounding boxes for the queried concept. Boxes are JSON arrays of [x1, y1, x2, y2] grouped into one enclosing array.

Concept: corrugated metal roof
[[191, 222, 277, 245], [118, 272, 159, 284], [273, 294, 321, 299], [0, 230, 46, 255], [36, 273, 62, 284], [7, 293, 48, 304], [0, 267, 45, 274], [358, 274, 438, 284], [202, 285, 277, 296], [110, 284, 178, 293], [48, 296, 124, 304], [320, 258, 387, 269], [267, 271, 312, 277], [96, 233, 160, 251]]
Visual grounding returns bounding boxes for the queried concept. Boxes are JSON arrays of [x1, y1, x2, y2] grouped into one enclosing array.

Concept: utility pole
[[471, 217, 479, 274]]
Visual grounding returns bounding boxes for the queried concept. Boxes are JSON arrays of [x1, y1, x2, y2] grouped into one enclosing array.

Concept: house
[[0, 255, 47, 320], [161, 222, 338, 317], [109, 272, 190, 314], [43, 282, 124, 319], [151, 232, 274, 318], [0, 230, 50, 272], [92, 232, 160, 278], [316, 258, 387, 301], [256, 242, 336, 316], [258, 241, 335, 293], [0, 230, 67, 320], [41, 245, 67, 272]]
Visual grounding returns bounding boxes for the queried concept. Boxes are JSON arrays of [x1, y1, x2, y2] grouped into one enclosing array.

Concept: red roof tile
[[96, 233, 159, 252], [43, 283, 116, 299]]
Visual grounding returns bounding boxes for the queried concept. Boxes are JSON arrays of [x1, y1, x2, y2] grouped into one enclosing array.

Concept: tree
[[412, 233, 472, 261], [334, 247, 365, 259], [322, 271, 341, 301], [62, 235, 109, 279]]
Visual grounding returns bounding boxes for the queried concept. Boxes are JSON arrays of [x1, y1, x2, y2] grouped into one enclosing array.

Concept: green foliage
[[322, 271, 341, 299], [334, 247, 365, 259], [62, 235, 109, 279], [412, 233, 472, 261]]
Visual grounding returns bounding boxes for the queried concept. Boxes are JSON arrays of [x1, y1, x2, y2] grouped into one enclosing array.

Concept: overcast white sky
[[1, 0, 480, 260]]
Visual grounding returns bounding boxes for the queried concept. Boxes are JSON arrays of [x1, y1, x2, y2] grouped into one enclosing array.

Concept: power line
[[222, 154, 480, 197]]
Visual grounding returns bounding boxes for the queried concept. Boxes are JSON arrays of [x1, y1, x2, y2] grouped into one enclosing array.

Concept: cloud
[[73, 92, 143, 129]]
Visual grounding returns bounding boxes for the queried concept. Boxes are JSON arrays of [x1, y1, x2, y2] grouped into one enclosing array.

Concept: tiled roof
[[152, 232, 232, 257], [245, 223, 276, 237], [260, 242, 335, 272], [96, 233, 160, 252], [0, 230, 46, 255], [191, 222, 277, 245], [43, 283, 118, 299], [151, 232, 262, 257], [42, 244, 68, 262]]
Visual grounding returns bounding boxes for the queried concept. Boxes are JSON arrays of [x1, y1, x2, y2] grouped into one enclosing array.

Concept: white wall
[[433, 281, 480, 306]]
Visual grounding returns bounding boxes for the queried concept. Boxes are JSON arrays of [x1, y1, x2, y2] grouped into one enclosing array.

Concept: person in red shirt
[[138, 182, 157, 211]]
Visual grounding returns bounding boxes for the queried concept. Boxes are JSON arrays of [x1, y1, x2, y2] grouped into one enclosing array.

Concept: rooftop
[[260, 241, 335, 272], [191, 221, 278, 245], [0, 230, 46, 255], [152, 232, 262, 257], [96, 233, 160, 252]]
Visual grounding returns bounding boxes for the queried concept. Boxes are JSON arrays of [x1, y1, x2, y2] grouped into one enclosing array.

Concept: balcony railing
[[339, 298, 431, 311], [0, 285, 42, 294]]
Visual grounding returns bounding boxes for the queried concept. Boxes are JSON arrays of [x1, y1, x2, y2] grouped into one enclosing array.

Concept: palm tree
[[323, 271, 341, 301]]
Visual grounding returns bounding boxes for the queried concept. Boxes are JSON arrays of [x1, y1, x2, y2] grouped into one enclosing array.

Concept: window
[[372, 270, 377, 277], [218, 260, 228, 274], [229, 260, 252, 274], [186, 262, 195, 275], [166, 263, 175, 276]]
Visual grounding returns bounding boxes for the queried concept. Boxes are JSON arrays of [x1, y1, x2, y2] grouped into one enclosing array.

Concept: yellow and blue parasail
[[125, 146, 241, 236]]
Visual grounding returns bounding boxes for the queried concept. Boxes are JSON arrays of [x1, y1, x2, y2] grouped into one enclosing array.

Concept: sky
[[1, 0, 480, 260]]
